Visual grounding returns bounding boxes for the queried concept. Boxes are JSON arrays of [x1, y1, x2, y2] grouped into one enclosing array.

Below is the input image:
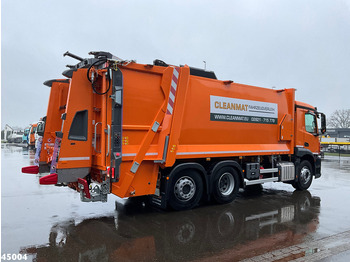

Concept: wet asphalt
[[1, 144, 350, 261]]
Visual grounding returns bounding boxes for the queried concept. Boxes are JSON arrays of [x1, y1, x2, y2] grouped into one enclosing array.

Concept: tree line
[[328, 109, 350, 128]]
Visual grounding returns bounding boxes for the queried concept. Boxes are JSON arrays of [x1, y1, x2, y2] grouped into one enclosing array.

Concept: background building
[[324, 128, 350, 139], [321, 128, 350, 154]]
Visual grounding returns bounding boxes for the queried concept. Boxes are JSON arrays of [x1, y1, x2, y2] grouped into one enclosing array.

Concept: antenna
[[203, 61, 206, 71]]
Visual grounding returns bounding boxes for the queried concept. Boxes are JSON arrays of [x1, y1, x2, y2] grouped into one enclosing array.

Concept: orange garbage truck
[[28, 123, 38, 148], [39, 79, 70, 173], [22, 51, 326, 210]]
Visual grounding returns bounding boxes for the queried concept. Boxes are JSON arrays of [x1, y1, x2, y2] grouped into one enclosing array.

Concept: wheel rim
[[176, 222, 195, 243], [217, 211, 235, 236], [300, 197, 311, 211], [300, 166, 311, 184], [218, 172, 235, 196], [174, 176, 196, 201]]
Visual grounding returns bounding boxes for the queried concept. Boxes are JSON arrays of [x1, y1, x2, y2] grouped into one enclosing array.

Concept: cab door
[[303, 112, 320, 153], [294, 107, 320, 154]]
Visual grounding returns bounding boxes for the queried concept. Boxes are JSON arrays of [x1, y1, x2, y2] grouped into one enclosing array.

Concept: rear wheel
[[168, 170, 203, 211], [293, 160, 313, 190], [212, 167, 240, 204]]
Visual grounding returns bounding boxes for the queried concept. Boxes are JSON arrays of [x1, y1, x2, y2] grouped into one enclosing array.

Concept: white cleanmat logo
[[210, 95, 278, 124]]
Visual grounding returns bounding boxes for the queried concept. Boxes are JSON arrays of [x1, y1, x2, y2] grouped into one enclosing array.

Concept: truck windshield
[[37, 122, 45, 136], [305, 113, 317, 134]]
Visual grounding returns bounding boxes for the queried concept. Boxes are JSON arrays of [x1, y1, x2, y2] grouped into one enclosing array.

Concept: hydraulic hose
[[87, 59, 112, 95]]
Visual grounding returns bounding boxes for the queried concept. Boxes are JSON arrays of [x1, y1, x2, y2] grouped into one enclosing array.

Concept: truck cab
[[293, 101, 326, 190], [28, 123, 37, 148]]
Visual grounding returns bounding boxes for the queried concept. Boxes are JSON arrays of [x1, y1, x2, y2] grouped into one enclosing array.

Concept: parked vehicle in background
[[35, 119, 45, 149], [28, 123, 38, 148], [7, 132, 23, 143], [22, 128, 30, 144], [28, 120, 45, 149]]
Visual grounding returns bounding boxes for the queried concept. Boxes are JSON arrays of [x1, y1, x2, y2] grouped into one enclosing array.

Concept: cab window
[[37, 122, 45, 136], [68, 110, 88, 141], [305, 113, 317, 133]]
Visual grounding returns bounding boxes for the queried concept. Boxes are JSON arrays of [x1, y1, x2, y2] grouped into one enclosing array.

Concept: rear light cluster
[[107, 167, 115, 179]]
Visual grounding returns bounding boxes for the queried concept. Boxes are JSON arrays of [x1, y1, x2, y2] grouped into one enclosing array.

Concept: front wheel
[[212, 167, 240, 204], [168, 170, 203, 211], [293, 160, 313, 190]]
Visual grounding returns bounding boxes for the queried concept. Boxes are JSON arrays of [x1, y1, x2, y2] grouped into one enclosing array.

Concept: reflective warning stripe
[[59, 157, 90, 161], [176, 149, 290, 156], [166, 67, 180, 115], [122, 152, 158, 157]]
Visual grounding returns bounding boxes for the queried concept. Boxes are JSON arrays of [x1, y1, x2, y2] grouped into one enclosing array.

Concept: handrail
[[94, 122, 102, 153], [107, 124, 110, 157]]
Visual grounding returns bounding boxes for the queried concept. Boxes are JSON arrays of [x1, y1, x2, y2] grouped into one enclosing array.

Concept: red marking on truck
[[166, 67, 180, 115], [22, 165, 39, 174], [39, 173, 58, 185], [78, 178, 91, 199]]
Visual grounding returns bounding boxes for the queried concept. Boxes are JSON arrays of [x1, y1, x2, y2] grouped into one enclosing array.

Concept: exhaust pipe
[[63, 51, 84, 62]]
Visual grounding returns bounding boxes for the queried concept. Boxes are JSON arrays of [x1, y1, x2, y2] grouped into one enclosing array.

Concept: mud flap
[[34, 137, 43, 166], [315, 155, 321, 178], [50, 133, 62, 174]]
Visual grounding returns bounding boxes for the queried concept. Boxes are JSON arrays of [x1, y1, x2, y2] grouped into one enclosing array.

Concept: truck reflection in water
[[20, 189, 320, 261]]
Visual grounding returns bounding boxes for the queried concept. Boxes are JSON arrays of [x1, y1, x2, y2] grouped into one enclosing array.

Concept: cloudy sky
[[2, 0, 350, 129]]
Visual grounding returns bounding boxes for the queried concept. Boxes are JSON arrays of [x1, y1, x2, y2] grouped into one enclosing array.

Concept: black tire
[[208, 208, 242, 249], [292, 190, 312, 212], [212, 167, 240, 204], [168, 170, 203, 211], [162, 213, 205, 260], [292, 190, 315, 223], [293, 160, 313, 191]]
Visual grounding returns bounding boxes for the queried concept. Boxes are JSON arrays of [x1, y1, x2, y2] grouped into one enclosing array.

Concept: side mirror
[[320, 113, 326, 134], [37, 122, 45, 137]]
